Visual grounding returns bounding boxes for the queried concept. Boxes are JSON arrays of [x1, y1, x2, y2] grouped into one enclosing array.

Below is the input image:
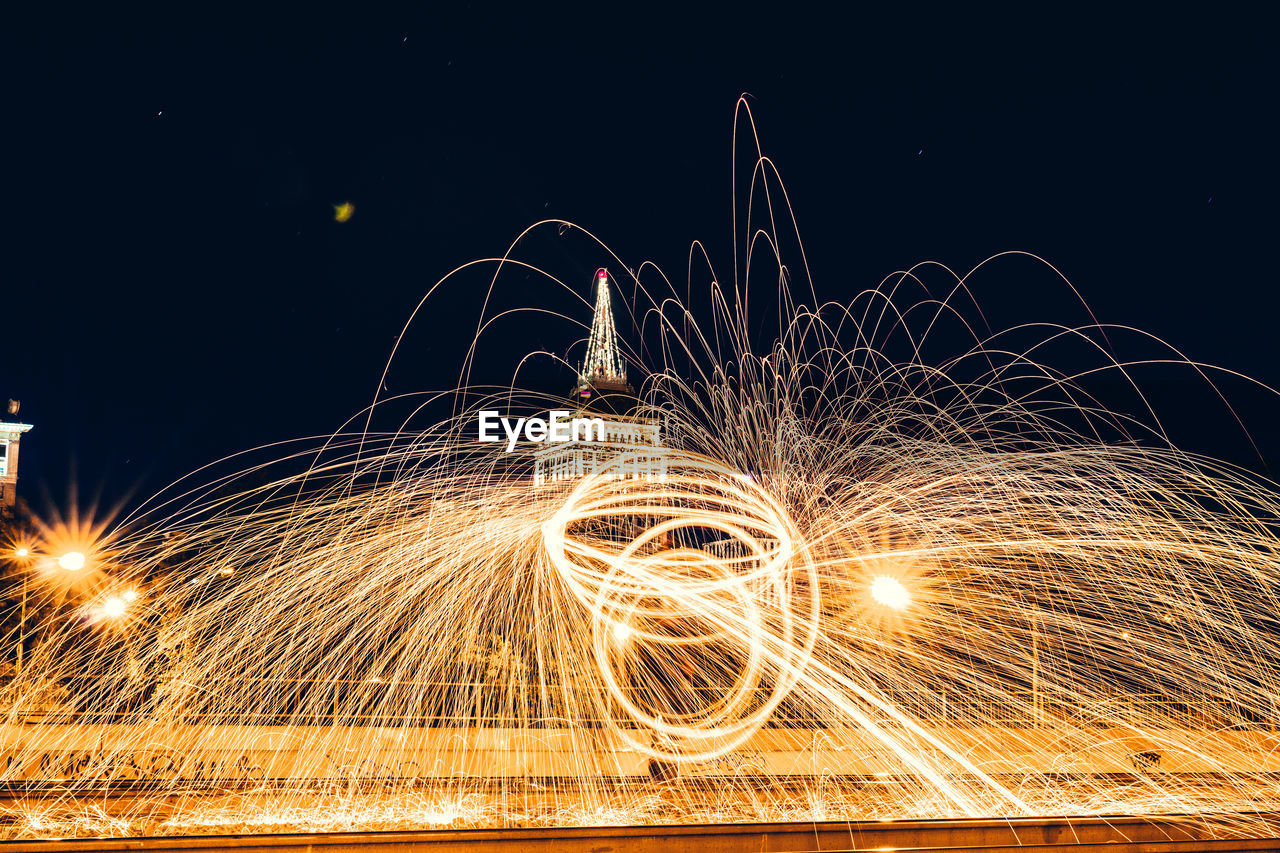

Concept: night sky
[[6, 7, 1278, 517]]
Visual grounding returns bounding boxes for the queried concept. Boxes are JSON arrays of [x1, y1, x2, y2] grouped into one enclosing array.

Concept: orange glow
[[29, 499, 121, 580], [870, 575, 910, 610], [58, 551, 86, 571], [611, 620, 633, 645], [101, 595, 128, 618], [23, 502, 128, 610]]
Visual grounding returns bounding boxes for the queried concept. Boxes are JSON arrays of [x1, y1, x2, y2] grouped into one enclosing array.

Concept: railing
[[1, 815, 1275, 853], [5, 681, 1273, 730]]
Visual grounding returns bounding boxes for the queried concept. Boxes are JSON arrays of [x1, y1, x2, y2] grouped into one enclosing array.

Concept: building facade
[[533, 415, 665, 486], [1, 400, 33, 512], [533, 269, 667, 487]]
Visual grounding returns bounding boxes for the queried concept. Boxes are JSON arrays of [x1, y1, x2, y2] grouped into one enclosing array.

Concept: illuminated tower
[[535, 269, 665, 486], [576, 268, 632, 400], [0, 400, 33, 513]]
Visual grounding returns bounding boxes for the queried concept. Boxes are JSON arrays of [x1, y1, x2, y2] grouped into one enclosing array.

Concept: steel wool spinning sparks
[[4, 105, 1280, 839], [543, 455, 817, 766]]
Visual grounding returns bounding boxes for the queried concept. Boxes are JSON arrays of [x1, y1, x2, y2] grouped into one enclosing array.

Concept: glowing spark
[[100, 595, 128, 618], [612, 621, 633, 644], [333, 202, 355, 222], [870, 576, 910, 610]]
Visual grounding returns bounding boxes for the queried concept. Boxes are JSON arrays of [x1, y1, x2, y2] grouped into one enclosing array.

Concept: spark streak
[[4, 104, 1280, 838]]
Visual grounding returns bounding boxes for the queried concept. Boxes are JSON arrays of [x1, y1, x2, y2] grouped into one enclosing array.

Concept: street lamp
[[58, 551, 86, 571], [10, 546, 33, 678], [9, 541, 126, 676]]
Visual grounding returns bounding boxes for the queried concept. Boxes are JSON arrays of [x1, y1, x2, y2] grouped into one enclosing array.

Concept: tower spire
[[577, 268, 629, 393]]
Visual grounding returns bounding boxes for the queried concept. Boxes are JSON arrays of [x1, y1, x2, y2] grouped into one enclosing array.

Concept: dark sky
[[6, 6, 1278, 516]]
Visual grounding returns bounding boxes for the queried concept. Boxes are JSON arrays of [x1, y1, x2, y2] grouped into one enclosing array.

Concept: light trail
[[3, 100, 1280, 839]]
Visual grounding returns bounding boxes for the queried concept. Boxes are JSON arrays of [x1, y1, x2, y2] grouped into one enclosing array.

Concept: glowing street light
[[870, 575, 910, 611], [10, 544, 34, 678], [58, 551, 86, 571], [101, 595, 129, 619]]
